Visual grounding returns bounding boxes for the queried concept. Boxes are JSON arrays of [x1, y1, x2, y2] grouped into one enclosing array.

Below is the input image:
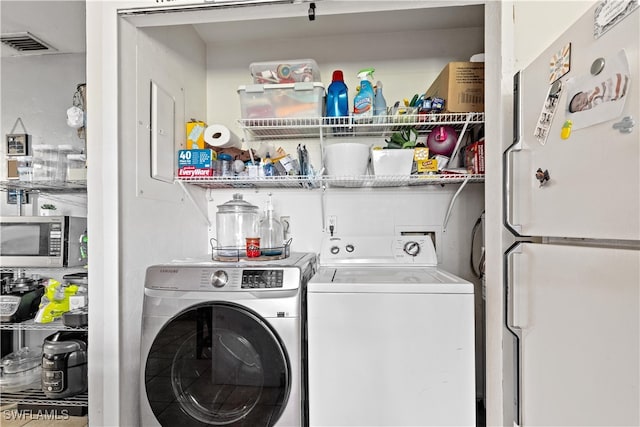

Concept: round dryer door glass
[[144, 302, 290, 426]]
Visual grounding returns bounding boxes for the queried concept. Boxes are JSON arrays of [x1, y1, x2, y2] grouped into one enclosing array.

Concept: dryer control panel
[[241, 270, 284, 289]]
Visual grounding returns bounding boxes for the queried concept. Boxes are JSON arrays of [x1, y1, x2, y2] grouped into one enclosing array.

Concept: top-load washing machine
[[140, 252, 316, 427], [307, 234, 475, 426]]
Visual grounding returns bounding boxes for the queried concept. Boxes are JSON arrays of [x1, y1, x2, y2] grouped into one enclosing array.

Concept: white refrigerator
[[504, 1, 639, 426]]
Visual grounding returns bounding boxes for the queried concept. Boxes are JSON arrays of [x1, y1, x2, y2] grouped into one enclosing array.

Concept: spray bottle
[[374, 80, 387, 116], [353, 68, 375, 118]]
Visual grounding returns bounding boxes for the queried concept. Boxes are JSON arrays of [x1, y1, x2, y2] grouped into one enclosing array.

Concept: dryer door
[[143, 301, 290, 426]]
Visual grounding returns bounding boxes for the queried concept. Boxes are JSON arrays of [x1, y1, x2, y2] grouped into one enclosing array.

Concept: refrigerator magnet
[[594, 0, 639, 39], [534, 80, 563, 145], [549, 42, 571, 83]]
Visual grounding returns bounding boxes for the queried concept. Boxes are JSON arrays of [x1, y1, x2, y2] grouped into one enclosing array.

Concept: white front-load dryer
[[140, 253, 316, 427]]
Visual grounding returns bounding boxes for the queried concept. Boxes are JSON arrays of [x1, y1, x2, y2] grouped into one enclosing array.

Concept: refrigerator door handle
[[504, 241, 524, 426], [504, 72, 525, 236]]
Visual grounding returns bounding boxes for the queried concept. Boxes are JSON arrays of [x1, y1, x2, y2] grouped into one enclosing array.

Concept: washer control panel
[[321, 233, 438, 266]]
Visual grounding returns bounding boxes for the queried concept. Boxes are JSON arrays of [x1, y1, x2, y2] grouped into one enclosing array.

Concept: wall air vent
[[1, 32, 55, 53]]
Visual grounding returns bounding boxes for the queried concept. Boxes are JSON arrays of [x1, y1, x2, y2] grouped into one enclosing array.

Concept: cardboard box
[[425, 62, 484, 112], [177, 149, 214, 178], [465, 138, 485, 174], [186, 120, 206, 149]]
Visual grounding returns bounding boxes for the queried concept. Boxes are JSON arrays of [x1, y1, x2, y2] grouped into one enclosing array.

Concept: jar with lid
[[217, 153, 233, 177], [66, 154, 87, 181], [215, 194, 259, 257], [16, 156, 33, 182]]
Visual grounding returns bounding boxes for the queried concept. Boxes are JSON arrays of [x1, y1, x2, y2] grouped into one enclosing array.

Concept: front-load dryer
[[140, 253, 316, 427]]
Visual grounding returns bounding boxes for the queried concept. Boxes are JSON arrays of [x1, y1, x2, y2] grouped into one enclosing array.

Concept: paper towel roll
[[204, 124, 241, 148]]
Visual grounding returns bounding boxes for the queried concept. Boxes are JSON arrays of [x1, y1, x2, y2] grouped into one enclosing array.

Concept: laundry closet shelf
[[177, 174, 484, 189], [178, 175, 320, 189], [323, 174, 485, 188], [238, 112, 484, 139]]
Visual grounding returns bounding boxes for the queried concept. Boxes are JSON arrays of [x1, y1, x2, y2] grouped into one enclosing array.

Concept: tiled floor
[[0, 404, 87, 427]]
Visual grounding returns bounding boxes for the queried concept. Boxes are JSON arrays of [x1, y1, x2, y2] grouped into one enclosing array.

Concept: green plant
[[41, 204, 57, 210]]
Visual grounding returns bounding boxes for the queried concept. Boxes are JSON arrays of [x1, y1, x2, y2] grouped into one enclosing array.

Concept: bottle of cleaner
[[259, 194, 284, 256], [326, 70, 349, 118], [374, 80, 387, 116], [353, 68, 375, 118]]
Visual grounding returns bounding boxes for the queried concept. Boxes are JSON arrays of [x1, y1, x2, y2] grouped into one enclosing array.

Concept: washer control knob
[[211, 270, 228, 288], [330, 246, 340, 255], [345, 244, 355, 253], [403, 241, 421, 257]]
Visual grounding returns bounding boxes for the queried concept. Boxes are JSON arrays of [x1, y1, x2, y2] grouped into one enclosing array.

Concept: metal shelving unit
[[0, 319, 88, 332], [0, 180, 87, 193], [1, 389, 88, 407]]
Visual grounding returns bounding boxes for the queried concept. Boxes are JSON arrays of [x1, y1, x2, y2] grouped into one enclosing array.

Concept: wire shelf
[[177, 173, 484, 189], [0, 389, 88, 407], [0, 319, 88, 332], [0, 180, 87, 193], [178, 175, 321, 189], [323, 174, 485, 188], [239, 112, 484, 139]]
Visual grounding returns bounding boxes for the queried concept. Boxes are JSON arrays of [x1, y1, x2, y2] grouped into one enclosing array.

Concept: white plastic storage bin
[[31, 144, 57, 181], [250, 59, 320, 84], [238, 82, 325, 120], [371, 149, 415, 176]]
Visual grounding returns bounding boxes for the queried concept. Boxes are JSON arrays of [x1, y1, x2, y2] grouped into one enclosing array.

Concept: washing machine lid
[[308, 266, 473, 294]]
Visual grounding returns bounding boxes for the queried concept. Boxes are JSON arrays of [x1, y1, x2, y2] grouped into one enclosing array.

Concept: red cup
[[246, 237, 261, 258]]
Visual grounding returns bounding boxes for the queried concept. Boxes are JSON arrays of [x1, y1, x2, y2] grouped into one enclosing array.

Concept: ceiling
[[1, 0, 86, 58]]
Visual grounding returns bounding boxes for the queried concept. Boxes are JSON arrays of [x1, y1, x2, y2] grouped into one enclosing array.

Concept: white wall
[[0, 53, 87, 215], [514, 0, 595, 69]]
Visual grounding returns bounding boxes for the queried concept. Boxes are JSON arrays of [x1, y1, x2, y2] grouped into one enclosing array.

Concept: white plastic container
[[56, 145, 78, 182], [250, 59, 320, 84], [32, 144, 57, 181], [238, 82, 324, 119], [371, 149, 415, 176], [324, 143, 371, 176]]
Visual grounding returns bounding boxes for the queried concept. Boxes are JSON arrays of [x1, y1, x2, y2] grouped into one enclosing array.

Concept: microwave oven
[[0, 216, 87, 268]]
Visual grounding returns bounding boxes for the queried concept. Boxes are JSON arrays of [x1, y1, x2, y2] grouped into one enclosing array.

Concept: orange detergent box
[[425, 62, 484, 112], [186, 120, 206, 149]]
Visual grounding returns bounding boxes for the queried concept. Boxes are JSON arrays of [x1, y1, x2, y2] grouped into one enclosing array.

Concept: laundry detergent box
[[177, 149, 214, 178]]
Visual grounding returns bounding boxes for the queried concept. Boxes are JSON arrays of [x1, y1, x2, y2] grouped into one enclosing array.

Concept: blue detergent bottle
[[326, 70, 349, 118], [353, 68, 375, 118]]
